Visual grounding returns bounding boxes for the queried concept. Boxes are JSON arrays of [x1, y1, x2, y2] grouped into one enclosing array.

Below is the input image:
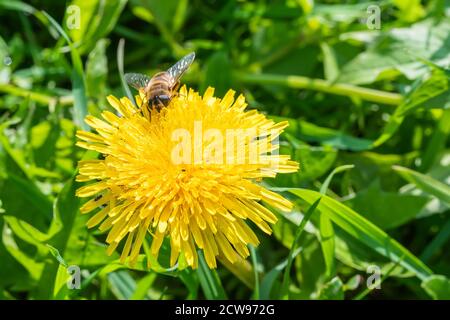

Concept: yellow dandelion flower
[[75, 86, 298, 269]]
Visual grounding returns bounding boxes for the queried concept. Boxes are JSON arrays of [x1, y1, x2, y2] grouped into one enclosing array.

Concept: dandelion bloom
[[75, 86, 298, 268]]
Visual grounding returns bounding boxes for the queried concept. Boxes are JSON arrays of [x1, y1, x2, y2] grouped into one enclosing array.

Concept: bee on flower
[[75, 82, 298, 269]]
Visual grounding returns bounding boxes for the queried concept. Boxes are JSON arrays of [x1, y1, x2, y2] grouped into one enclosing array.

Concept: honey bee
[[125, 52, 195, 112]]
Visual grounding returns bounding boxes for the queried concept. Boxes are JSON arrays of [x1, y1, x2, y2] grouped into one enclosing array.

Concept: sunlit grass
[[0, 0, 448, 300]]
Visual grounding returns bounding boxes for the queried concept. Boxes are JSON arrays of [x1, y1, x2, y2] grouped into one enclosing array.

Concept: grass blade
[[108, 271, 136, 300], [353, 256, 404, 300], [33, 172, 81, 299], [249, 245, 260, 300], [259, 247, 302, 300], [420, 218, 450, 263], [393, 165, 450, 205], [196, 251, 227, 299], [41, 10, 88, 130], [280, 198, 321, 298], [117, 38, 136, 106], [289, 189, 433, 281], [320, 165, 355, 194], [218, 255, 254, 289], [319, 165, 354, 279]]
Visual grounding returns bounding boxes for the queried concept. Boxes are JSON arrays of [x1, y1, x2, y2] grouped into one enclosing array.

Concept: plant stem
[[280, 197, 321, 299], [249, 245, 260, 300], [218, 256, 255, 289], [0, 84, 73, 106], [235, 72, 404, 106]]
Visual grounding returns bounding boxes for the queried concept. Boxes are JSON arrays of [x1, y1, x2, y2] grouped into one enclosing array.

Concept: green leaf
[[0, 1, 43, 19], [396, 67, 449, 116], [249, 245, 260, 300], [420, 219, 450, 263], [393, 165, 450, 206], [339, 151, 412, 192], [130, 0, 183, 54], [196, 251, 227, 299], [2, 216, 54, 252], [320, 164, 355, 194], [263, 46, 320, 77], [130, 273, 156, 300], [0, 220, 40, 289], [338, 19, 450, 85], [319, 165, 354, 279], [313, 3, 372, 23], [343, 275, 361, 291], [117, 38, 136, 105], [420, 110, 450, 172], [133, 0, 179, 30], [393, 0, 425, 22], [421, 275, 450, 300], [293, 238, 327, 299], [67, 0, 127, 54], [85, 38, 109, 103], [345, 181, 429, 229], [334, 230, 412, 278], [71, 58, 88, 131], [30, 121, 60, 170], [217, 256, 254, 290], [41, 10, 88, 131], [178, 268, 199, 299], [172, 0, 189, 33], [66, 0, 98, 43], [288, 188, 433, 280], [353, 256, 404, 300], [46, 244, 68, 267], [53, 264, 71, 299], [201, 51, 232, 97], [0, 129, 53, 221], [319, 212, 335, 279], [274, 116, 373, 151], [276, 137, 337, 185], [108, 270, 136, 300], [372, 66, 449, 148], [64, 236, 117, 267], [280, 198, 320, 298], [3, 173, 52, 220], [316, 276, 344, 300], [259, 247, 302, 300], [2, 222, 43, 280], [33, 173, 81, 299], [320, 42, 339, 81], [97, 254, 177, 277]]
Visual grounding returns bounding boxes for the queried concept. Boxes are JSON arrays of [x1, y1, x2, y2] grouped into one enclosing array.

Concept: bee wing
[[124, 73, 152, 90], [166, 52, 195, 85]]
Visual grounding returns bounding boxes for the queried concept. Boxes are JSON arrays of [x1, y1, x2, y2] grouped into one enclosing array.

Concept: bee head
[[151, 95, 171, 108]]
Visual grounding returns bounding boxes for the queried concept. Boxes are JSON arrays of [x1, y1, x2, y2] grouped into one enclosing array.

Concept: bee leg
[[155, 98, 166, 112], [172, 81, 181, 98], [136, 102, 144, 114], [132, 95, 146, 115], [174, 81, 180, 92]]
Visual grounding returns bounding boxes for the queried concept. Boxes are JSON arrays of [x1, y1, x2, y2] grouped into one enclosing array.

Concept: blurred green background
[[0, 0, 449, 300]]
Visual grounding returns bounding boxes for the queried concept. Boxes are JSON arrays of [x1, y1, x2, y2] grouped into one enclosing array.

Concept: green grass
[[0, 0, 449, 300]]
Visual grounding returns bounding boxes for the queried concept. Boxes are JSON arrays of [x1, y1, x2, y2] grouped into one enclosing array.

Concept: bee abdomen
[[147, 72, 171, 99], [144, 72, 174, 111]]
